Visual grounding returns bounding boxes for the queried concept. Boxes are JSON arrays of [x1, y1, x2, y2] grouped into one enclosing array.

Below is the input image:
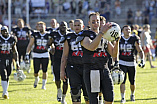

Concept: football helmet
[[111, 68, 125, 85], [14, 70, 26, 81], [103, 22, 121, 41]]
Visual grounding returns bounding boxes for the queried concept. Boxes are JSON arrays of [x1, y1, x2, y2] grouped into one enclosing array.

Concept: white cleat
[[57, 89, 62, 102], [2, 93, 9, 99], [41, 86, 46, 90]]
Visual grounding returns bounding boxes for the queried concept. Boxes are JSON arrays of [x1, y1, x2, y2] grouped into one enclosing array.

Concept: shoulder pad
[[59, 36, 66, 43]]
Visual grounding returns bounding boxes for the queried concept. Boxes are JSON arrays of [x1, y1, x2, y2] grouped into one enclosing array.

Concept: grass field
[[0, 60, 157, 104]]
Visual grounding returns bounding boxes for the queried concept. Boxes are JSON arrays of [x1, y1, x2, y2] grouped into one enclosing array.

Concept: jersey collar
[[0, 34, 11, 40]]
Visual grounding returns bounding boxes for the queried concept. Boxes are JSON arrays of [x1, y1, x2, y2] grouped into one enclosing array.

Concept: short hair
[[69, 20, 74, 24], [74, 19, 84, 25], [88, 12, 100, 20], [100, 16, 106, 22], [37, 21, 46, 26], [17, 18, 25, 24], [121, 25, 130, 31], [143, 24, 150, 29]]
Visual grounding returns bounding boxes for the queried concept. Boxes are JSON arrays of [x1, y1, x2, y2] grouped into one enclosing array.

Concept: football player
[[60, 19, 89, 104], [77, 12, 120, 104], [25, 21, 51, 90], [0, 26, 20, 99], [46, 18, 58, 80], [118, 25, 145, 103], [48, 21, 69, 103], [12, 19, 31, 72]]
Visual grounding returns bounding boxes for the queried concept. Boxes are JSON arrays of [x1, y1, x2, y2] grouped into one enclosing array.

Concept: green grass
[[0, 60, 157, 104]]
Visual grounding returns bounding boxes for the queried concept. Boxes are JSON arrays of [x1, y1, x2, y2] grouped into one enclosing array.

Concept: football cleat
[[57, 89, 62, 102], [34, 77, 40, 88], [121, 98, 126, 103], [61, 100, 67, 104], [2, 93, 9, 99], [130, 95, 135, 101], [42, 86, 46, 90]]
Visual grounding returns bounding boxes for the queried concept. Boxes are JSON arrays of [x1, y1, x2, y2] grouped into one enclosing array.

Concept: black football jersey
[[119, 35, 140, 64], [81, 30, 109, 69], [12, 26, 31, 48], [0, 35, 17, 59], [66, 33, 83, 64], [46, 27, 56, 33], [50, 30, 66, 59], [32, 32, 51, 53]]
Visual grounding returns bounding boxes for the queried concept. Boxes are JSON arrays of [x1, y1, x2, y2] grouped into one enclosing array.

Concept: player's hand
[[48, 47, 55, 55], [100, 22, 112, 35], [25, 53, 29, 61], [138, 59, 145, 68], [113, 60, 119, 69], [60, 71, 66, 82]]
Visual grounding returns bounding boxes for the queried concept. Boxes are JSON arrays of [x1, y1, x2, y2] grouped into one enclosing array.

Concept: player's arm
[[26, 36, 34, 54], [107, 38, 120, 58], [81, 23, 111, 51], [60, 40, 69, 82], [12, 40, 20, 69]]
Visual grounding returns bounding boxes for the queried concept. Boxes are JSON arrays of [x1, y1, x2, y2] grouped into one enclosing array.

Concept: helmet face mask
[[111, 68, 125, 85], [14, 70, 26, 81]]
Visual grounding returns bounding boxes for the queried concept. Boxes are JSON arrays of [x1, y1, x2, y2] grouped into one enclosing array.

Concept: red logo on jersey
[[121, 52, 131, 56], [93, 52, 107, 57], [72, 51, 83, 57], [18, 37, 27, 40], [1, 50, 10, 54], [56, 46, 63, 50], [36, 46, 46, 50]]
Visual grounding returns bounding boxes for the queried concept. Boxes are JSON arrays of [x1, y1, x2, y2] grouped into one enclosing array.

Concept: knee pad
[[71, 88, 81, 102], [84, 96, 89, 102]]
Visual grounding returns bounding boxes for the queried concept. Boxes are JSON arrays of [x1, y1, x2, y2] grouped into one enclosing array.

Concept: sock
[[35, 76, 39, 80], [121, 93, 125, 99], [42, 79, 47, 87], [1, 81, 8, 94], [62, 94, 66, 101], [131, 91, 135, 95], [51, 65, 54, 73]]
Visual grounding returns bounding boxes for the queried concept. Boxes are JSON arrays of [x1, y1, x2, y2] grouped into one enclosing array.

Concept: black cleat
[[130, 95, 135, 101]]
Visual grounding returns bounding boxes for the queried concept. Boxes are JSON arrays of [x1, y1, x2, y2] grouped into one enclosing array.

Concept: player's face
[[123, 26, 131, 36], [1, 29, 9, 38], [51, 19, 57, 28], [89, 15, 100, 31], [59, 22, 67, 33], [74, 21, 83, 34], [38, 24, 46, 33], [17, 21, 24, 28], [100, 20, 106, 29], [69, 23, 74, 29]]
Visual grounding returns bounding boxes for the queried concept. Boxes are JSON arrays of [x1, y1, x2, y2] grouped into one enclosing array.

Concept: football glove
[[25, 53, 29, 62], [138, 59, 145, 68]]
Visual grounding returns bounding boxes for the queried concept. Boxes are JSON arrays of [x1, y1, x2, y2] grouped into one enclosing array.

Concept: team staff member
[[0, 26, 20, 99], [48, 21, 69, 103], [78, 12, 120, 104], [60, 19, 89, 104], [25, 21, 50, 90], [119, 25, 145, 103]]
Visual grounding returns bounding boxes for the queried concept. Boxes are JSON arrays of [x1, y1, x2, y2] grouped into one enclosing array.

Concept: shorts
[[66, 64, 88, 97], [83, 65, 114, 103], [33, 58, 49, 73], [119, 64, 136, 85]]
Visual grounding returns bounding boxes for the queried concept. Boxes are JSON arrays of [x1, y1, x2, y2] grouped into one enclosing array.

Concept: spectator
[[104, 3, 110, 21], [94, 0, 100, 12], [70, 0, 77, 14], [3, 17, 9, 26], [14, 0, 22, 17], [87, 7, 95, 15], [155, 0, 157, 17], [78, 0, 83, 14], [135, 9, 142, 24], [155, 27, 157, 56], [82, 0, 89, 14], [45, 0, 50, 13], [115, 0, 121, 17], [29, 0, 33, 14], [56, 0, 63, 14], [143, 8, 149, 24], [63, 0, 71, 13], [148, 4, 154, 25], [126, 8, 134, 25]]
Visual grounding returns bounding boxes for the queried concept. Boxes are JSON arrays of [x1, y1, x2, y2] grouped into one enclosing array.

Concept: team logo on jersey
[[72, 51, 83, 57]]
